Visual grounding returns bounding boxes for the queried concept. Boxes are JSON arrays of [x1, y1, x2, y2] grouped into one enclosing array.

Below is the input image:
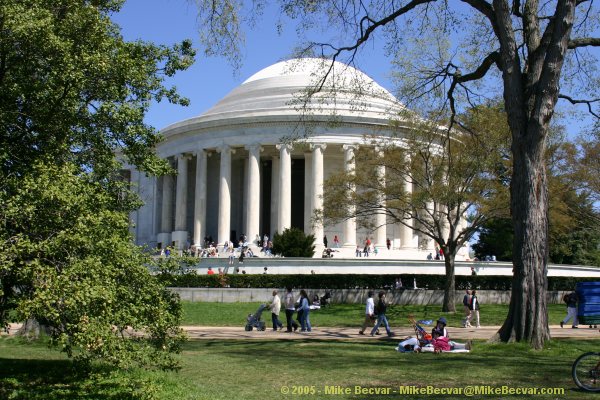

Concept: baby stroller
[[409, 315, 432, 341], [245, 304, 267, 331]]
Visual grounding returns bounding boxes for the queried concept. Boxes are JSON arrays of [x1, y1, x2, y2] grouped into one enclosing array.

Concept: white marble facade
[[125, 58, 468, 259]]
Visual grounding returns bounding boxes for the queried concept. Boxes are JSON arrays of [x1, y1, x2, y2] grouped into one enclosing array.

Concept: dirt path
[[5, 324, 597, 341], [180, 325, 598, 340]]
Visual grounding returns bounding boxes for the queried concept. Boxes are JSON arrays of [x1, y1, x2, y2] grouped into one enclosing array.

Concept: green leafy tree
[[1, 162, 185, 369], [472, 218, 514, 261], [0, 0, 194, 369], [475, 132, 600, 266], [272, 228, 316, 257], [193, 0, 600, 348], [321, 107, 509, 312]]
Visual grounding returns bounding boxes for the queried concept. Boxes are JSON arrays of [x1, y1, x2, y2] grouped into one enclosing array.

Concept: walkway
[[180, 325, 597, 340], [5, 324, 598, 341]]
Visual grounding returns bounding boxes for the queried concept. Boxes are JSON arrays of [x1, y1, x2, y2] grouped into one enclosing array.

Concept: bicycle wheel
[[572, 352, 600, 392]]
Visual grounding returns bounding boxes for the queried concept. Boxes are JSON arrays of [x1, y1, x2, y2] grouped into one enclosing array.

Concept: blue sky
[[113, 0, 596, 137], [112, 0, 396, 131]]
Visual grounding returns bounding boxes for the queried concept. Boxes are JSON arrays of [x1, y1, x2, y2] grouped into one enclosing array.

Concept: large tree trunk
[[492, 0, 575, 350], [442, 252, 456, 313], [495, 131, 550, 349]]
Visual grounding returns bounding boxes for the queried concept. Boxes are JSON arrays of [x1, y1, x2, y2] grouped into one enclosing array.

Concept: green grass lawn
[[181, 301, 570, 328], [1, 336, 599, 399]]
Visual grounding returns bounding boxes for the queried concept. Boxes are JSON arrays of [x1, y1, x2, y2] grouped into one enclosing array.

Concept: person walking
[[468, 290, 480, 328], [299, 289, 311, 332], [323, 235, 328, 248], [370, 291, 394, 337], [561, 291, 579, 328], [358, 291, 376, 335], [461, 289, 472, 328], [283, 287, 298, 332], [266, 289, 283, 331]]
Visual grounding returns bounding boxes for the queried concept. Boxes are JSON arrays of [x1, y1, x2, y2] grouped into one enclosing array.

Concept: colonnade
[[155, 143, 421, 251]]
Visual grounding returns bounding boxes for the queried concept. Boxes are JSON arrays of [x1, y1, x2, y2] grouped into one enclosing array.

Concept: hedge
[[156, 273, 599, 291]]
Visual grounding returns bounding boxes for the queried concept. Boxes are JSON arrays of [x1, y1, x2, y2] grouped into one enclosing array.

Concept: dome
[[197, 58, 402, 122]]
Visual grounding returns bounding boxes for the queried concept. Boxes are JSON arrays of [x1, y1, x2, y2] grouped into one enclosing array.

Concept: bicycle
[[572, 352, 600, 392]]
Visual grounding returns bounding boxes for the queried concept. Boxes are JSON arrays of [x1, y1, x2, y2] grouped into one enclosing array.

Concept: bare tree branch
[[558, 94, 600, 118], [447, 51, 501, 116], [567, 37, 600, 48]]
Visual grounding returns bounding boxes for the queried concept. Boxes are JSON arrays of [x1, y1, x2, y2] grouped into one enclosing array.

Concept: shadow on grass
[[183, 339, 580, 393], [0, 358, 150, 400]]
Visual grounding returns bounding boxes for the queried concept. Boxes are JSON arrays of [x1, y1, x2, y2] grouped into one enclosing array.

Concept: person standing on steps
[[333, 235, 340, 248]]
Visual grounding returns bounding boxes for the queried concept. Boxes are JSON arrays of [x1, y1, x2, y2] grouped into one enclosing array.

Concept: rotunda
[[126, 58, 468, 259]]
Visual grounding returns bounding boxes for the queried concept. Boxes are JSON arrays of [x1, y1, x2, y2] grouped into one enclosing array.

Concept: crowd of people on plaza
[[158, 232, 278, 261], [353, 237, 381, 257]]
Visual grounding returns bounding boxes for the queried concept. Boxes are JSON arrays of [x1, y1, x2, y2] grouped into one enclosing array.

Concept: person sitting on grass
[[396, 328, 432, 352], [430, 317, 471, 353], [397, 317, 471, 353]]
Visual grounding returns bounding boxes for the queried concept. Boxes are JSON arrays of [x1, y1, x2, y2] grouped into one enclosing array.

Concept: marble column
[[193, 150, 207, 248], [304, 151, 313, 235], [245, 143, 262, 246], [217, 144, 234, 245], [311, 143, 326, 246], [400, 154, 414, 249], [174, 154, 189, 229], [342, 144, 357, 247], [276, 144, 292, 233], [425, 201, 436, 250], [172, 154, 191, 249], [157, 169, 174, 248], [374, 148, 387, 248], [270, 155, 279, 237]]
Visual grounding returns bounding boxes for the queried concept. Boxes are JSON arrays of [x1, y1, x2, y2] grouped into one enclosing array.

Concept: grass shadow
[[0, 358, 151, 400]]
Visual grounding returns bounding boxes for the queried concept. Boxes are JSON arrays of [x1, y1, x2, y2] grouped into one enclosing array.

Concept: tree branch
[[447, 51, 500, 116], [567, 37, 600, 48], [558, 94, 600, 118]]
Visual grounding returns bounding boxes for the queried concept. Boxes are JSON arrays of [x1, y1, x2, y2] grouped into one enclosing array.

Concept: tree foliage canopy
[[321, 105, 510, 311], [475, 132, 600, 266], [0, 0, 194, 369], [1, 0, 194, 178]]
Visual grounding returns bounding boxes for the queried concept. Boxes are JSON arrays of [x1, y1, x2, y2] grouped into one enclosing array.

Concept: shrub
[[272, 228, 315, 257]]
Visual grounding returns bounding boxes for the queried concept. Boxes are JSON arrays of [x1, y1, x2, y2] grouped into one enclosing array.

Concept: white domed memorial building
[[124, 58, 469, 260]]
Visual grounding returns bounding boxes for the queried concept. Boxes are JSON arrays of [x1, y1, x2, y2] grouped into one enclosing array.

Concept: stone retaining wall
[[169, 287, 569, 305]]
